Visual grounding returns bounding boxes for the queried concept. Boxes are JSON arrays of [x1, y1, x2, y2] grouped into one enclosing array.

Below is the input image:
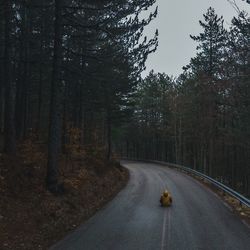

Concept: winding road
[[51, 161, 250, 250]]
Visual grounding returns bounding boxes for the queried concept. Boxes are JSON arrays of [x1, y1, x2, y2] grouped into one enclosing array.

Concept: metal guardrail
[[122, 158, 250, 208]]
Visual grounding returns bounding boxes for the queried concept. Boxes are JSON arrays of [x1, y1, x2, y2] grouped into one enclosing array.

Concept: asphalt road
[[51, 161, 250, 250]]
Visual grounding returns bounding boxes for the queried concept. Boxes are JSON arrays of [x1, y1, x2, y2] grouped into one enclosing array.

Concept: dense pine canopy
[[0, 2, 249, 197], [0, 0, 158, 192]]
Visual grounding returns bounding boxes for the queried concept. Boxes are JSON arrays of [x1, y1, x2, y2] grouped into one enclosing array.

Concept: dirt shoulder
[[0, 153, 129, 250]]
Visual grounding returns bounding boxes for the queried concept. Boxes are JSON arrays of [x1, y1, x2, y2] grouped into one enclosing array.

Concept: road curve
[[51, 161, 250, 250]]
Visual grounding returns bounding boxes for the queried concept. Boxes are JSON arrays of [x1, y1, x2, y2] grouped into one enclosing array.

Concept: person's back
[[160, 190, 172, 207]]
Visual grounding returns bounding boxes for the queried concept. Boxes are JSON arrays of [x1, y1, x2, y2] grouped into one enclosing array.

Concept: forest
[[0, 1, 158, 248], [0, 0, 158, 191], [0, 0, 249, 249], [119, 7, 250, 198]]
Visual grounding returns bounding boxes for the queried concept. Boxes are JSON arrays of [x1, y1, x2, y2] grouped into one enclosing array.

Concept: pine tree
[[189, 7, 227, 78]]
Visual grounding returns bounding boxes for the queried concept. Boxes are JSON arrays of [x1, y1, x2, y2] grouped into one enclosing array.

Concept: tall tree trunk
[[36, 27, 44, 134], [16, 19, 26, 138], [46, 0, 64, 193], [0, 84, 4, 135], [4, 1, 16, 154], [106, 112, 112, 160], [0, 10, 4, 136], [209, 138, 213, 177], [37, 62, 43, 133], [174, 115, 178, 163]]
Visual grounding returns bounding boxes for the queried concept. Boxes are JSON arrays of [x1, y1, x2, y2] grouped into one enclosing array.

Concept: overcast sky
[[142, 0, 250, 77]]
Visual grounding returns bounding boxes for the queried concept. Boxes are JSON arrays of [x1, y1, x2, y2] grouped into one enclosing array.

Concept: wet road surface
[[51, 161, 250, 250]]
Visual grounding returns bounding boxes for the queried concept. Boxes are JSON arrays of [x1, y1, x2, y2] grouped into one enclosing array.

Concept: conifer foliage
[[0, 0, 158, 192], [121, 8, 250, 197]]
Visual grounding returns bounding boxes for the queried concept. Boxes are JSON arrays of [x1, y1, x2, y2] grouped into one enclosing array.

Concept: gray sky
[[142, 0, 250, 77]]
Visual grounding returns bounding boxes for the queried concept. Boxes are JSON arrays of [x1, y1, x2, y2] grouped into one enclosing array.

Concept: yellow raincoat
[[160, 190, 172, 207]]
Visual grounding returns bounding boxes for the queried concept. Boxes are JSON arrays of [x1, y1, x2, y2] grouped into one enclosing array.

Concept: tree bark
[[4, 1, 16, 154], [106, 112, 112, 160], [46, 0, 64, 193], [0, 10, 4, 136], [36, 26, 44, 134], [16, 3, 30, 139]]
